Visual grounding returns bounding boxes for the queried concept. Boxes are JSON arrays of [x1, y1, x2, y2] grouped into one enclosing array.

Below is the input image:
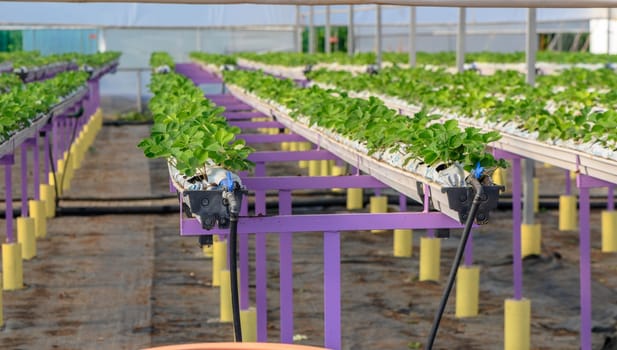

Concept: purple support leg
[[32, 138, 40, 200], [608, 186, 615, 211], [324, 231, 341, 350], [278, 190, 293, 343], [52, 118, 60, 166], [240, 193, 250, 309], [44, 131, 51, 178], [512, 158, 523, 300], [579, 185, 592, 350], [20, 143, 29, 217], [254, 162, 268, 342], [374, 188, 381, 197], [2, 155, 15, 243], [399, 194, 407, 212]]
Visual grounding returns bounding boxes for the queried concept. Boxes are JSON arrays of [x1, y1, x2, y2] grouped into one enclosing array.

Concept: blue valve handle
[[472, 162, 484, 179]]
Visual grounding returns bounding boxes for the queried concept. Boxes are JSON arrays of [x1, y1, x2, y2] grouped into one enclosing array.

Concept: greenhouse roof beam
[[9, 0, 617, 8]]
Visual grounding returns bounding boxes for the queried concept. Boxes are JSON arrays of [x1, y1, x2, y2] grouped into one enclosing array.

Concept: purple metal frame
[[1, 155, 15, 243]]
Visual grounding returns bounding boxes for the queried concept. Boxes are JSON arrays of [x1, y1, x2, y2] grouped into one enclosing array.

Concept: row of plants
[[190, 52, 237, 67], [0, 74, 23, 93], [0, 51, 121, 70], [138, 53, 254, 180], [306, 66, 617, 152], [0, 70, 89, 142], [150, 51, 176, 70], [204, 51, 617, 68], [223, 69, 505, 176]]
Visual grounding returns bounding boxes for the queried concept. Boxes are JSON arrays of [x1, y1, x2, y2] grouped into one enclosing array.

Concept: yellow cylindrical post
[[308, 160, 321, 177], [2, 243, 23, 290], [393, 229, 413, 257], [370, 196, 388, 233], [212, 240, 228, 287], [240, 307, 257, 342], [41, 184, 55, 218], [559, 195, 578, 231], [570, 171, 577, 181], [220, 270, 232, 322], [203, 235, 219, 258], [17, 217, 36, 260], [0, 277, 3, 327], [331, 165, 345, 193], [320, 160, 330, 177], [419, 237, 440, 282], [29, 200, 47, 239], [281, 141, 290, 151], [492, 168, 504, 185], [50, 171, 62, 197], [533, 177, 540, 213], [521, 224, 541, 257], [602, 211, 617, 252], [543, 162, 552, 168], [504, 298, 531, 350], [346, 188, 363, 210], [455, 266, 480, 318]]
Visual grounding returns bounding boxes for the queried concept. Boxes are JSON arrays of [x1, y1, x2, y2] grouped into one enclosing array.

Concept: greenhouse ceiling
[[1, 0, 617, 8]]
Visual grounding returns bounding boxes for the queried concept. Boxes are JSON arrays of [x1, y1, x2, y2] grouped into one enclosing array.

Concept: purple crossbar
[[324, 231, 341, 350], [242, 176, 386, 190], [229, 121, 283, 129], [176, 63, 221, 84], [181, 212, 463, 236], [224, 102, 254, 112], [224, 111, 265, 120], [239, 133, 306, 144], [248, 150, 333, 163], [279, 190, 294, 343]]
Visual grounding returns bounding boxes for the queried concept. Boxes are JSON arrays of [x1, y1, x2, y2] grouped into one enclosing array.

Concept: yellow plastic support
[[17, 217, 36, 260], [455, 266, 480, 318], [29, 200, 47, 239], [50, 171, 62, 197], [419, 237, 441, 282], [320, 160, 330, 176], [240, 307, 257, 342], [533, 177, 540, 213], [393, 229, 413, 257], [219, 270, 232, 322], [281, 141, 290, 151], [346, 188, 363, 210], [0, 278, 3, 327], [308, 160, 321, 177], [2, 243, 23, 290], [492, 168, 504, 185], [521, 224, 541, 257], [212, 240, 228, 287], [504, 298, 531, 350], [203, 235, 219, 258], [331, 165, 346, 193], [289, 142, 298, 152], [370, 196, 388, 233], [40, 184, 55, 218], [543, 162, 552, 168], [602, 210, 617, 252], [558, 195, 578, 231]]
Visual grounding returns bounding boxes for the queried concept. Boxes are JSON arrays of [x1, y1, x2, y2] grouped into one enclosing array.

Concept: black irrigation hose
[[426, 178, 484, 350], [229, 218, 242, 342]]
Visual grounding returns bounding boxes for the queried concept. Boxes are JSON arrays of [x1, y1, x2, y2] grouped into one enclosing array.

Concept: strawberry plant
[[190, 52, 237, 66], [138, 69, 254, 179], [150, 51, 175, 71], [223, 69, 505, 173]]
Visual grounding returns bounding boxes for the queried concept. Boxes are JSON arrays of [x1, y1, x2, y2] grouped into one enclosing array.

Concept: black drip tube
[[426, 176, 485, 350]]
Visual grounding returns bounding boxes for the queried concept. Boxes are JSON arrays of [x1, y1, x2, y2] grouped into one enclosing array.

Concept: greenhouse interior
[[3, 1, 617, 349]]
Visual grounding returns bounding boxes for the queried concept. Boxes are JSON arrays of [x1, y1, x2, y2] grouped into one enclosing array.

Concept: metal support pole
[[409, 7, 417, 67], [324, 231, 341, 350], [3, 155, 15, 243], [296, 5, 302, 53], [279, 190, 294, 343], [21, 143, 29, 218], [309, 6, 316, 54], [325, 6, 331, 54], [196, 27, 202, 52], [376, 5, 383, 69], [578, 184, 592, 350], [136, 70, 143, 113], [254, 162, 267, 342], [348, 5, 354, 56], [32, 138, 40, 200], [526, 8, 537, 86], [456, 7, 466, 73], [512, 158, 523, 299], [522, 159, 535, 225]]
